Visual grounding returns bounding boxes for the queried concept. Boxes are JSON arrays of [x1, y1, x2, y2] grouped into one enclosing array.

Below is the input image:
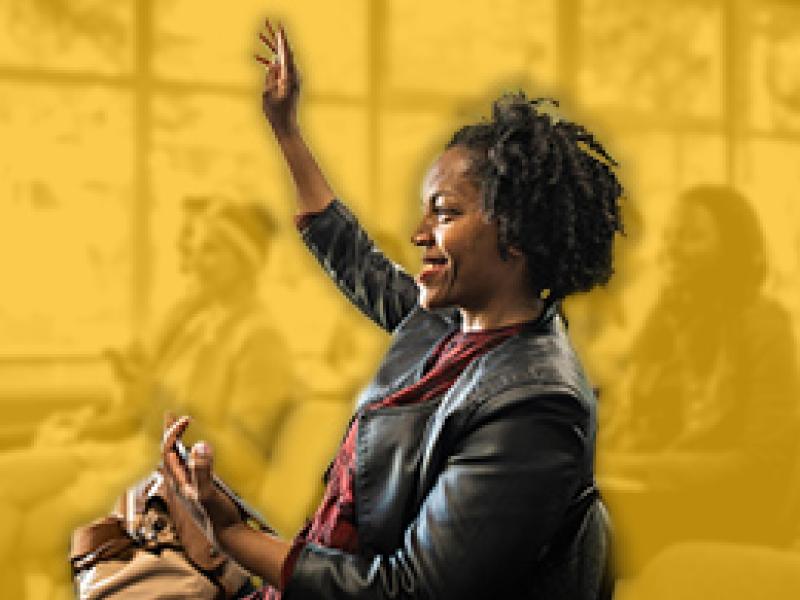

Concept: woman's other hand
[[256, 20, 300, 137], [161, 414, 242, 531], [188, 440, 242, 530], [161, 414, 193, 495]]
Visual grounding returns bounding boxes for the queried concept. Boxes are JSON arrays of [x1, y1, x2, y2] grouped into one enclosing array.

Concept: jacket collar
[[430, 299, 560, 335]]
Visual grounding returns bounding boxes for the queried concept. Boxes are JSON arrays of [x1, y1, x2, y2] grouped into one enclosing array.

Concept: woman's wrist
[[268, 115, 300, 142], [201, 486, 243, 531], [216, 523, 291, 588], [215, 521, 251, 549], [270, 129, 335, 214]]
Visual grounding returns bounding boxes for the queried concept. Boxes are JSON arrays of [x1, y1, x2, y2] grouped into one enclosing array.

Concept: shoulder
[[430, 312, 596, 449], [739, 296, 794, 338], [737, 296, 799, 384], [472, 313, 594, 407], [225, 302, 288, 358], [360, 305, 458, 401]]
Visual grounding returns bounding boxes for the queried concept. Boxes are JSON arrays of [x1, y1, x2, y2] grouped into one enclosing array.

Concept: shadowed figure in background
[[599, 184, 800, 573], [0, 195, 212, 597], [0, 196, 296, 596], [117, 198, 296, 496]]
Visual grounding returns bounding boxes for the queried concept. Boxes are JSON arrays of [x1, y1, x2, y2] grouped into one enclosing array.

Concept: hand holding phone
[[161, 413, 274, 533]]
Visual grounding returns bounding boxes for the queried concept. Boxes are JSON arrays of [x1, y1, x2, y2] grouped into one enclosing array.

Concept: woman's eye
[[433, 209, 457, 223]]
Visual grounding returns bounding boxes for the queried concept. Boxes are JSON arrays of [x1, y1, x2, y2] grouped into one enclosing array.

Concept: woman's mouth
[[417, 256, 448, 285]]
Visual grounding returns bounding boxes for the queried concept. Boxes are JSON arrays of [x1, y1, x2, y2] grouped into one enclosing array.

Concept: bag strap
[[150, 468, 253, 597], [70, 516, 135, 573]]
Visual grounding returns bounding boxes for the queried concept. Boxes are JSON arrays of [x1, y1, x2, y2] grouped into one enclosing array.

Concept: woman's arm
[[257, 22, 332, 216], [161, 416, 291, 588], [257, 23, 418, 332], [300, 200, 419, 331]]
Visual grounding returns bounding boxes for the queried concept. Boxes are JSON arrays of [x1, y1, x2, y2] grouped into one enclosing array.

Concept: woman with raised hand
[[164, 21, 625, 600]]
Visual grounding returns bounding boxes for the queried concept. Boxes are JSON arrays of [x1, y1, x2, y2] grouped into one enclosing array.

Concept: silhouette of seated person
[[599, 185, 800, 572], [0, 196, 295, 595]]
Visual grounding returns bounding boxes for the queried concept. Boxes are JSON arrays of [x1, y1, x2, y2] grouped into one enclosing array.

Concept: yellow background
[[1, 0, 800, 598]]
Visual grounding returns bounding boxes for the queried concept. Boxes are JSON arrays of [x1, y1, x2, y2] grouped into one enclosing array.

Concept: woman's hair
[[447, 92, 625, 299]]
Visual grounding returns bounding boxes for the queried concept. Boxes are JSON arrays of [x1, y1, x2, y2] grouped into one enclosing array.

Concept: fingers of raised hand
[[255, 19, 278, 65], [276, 28, 287, 72], [255, 40, 275, 69], [277, 23, 298, 78], [265, 18, 277, 39], [256, 20, 295, 77], [258, 32, 276, 53]]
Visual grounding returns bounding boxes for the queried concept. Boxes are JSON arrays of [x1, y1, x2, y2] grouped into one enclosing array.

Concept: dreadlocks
[[447, 92, 625, 300]]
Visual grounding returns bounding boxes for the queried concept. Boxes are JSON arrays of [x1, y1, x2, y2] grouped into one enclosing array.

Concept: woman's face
[[193, 224, 251, 295], [412, 146, 523, 312], [664, 202, 721, 280]]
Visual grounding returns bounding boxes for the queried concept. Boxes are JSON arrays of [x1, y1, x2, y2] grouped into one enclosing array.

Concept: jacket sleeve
[[282, 391, 589, 600], [300, 200, 419, 333]]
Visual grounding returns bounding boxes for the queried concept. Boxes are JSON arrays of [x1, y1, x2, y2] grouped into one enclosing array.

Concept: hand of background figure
[[33, 405, 97, 447], [256, 20, 300, 136], [103, 343, 149, 384]]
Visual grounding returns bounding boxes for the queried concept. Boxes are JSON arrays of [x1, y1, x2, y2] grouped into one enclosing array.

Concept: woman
[[599, 185, 800, 571], [164, 23, 624, 599]]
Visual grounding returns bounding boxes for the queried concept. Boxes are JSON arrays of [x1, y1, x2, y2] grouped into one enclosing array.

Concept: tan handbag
[[70, 468, 268, 599]]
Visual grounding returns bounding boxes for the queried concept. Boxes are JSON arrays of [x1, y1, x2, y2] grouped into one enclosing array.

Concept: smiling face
[[412, 146, 530, 318], [664, 202, 721, 282], [193, 223, 252, 296]]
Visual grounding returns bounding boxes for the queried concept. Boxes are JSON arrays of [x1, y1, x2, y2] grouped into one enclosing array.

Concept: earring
[[539, 288, 551, 300]]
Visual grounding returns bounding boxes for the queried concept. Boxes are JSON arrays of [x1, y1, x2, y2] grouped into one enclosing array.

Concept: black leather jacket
[[283, 200, 613, 600]]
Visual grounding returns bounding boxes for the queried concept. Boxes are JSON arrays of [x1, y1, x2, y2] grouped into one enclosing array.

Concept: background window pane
[[677, 133, 726, 186], [750, 1, 800, 133], [0, 84, 132, 353], [386, 0, 556, 97], [578, 0, 722, 119], [153, 0, 368, 96], [0, 0, 133, 74], [740, 139, 800, 314]]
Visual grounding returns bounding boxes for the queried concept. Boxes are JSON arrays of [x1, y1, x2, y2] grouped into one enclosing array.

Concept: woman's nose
[[411, 217, 434, 247]]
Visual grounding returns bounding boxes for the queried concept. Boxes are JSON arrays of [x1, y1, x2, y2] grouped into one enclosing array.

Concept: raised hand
[[254, 20, 335, 214], [256, 20, 300, 136]]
